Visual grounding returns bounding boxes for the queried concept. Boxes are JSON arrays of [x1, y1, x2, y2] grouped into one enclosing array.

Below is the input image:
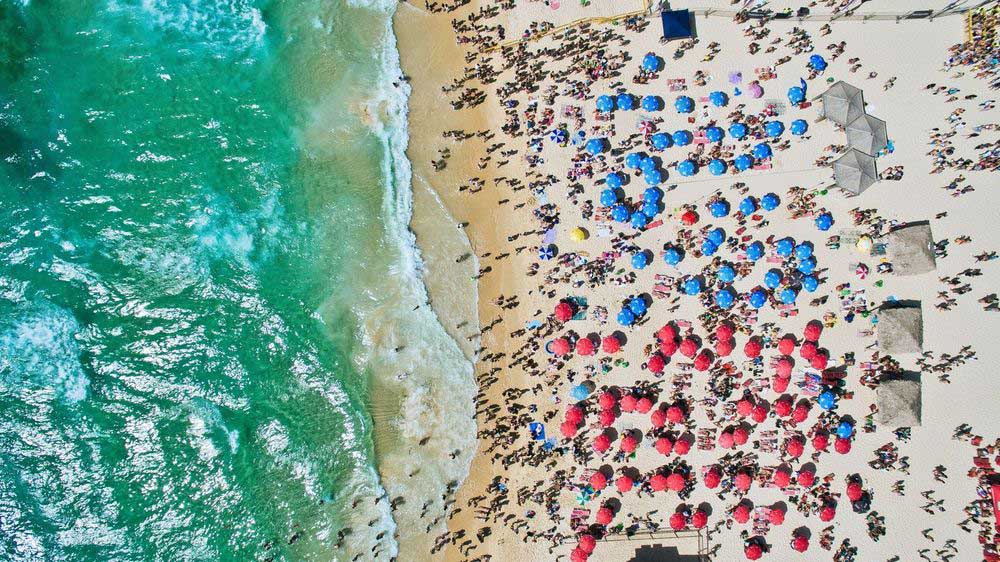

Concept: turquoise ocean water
[[0, 0, 475, 560]]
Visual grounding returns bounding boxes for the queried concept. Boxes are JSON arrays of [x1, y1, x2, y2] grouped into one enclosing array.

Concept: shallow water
[[0, 1, 475, 560]]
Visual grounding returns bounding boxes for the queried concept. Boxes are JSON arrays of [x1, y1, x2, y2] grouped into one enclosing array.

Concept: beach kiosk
[[660, 9, 693, 41]]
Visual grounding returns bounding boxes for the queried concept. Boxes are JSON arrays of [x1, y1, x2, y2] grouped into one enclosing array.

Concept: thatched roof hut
[[888, 222, 936, 275], [878, 302, 923, 354], [877, 372, 922, 427]]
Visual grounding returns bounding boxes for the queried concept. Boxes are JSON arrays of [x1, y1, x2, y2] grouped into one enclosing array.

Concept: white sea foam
[[0, 302, 89, 403]]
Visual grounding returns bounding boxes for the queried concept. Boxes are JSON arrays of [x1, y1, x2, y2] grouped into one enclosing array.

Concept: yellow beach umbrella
[[570, 227, 588, 241], [856, 235, 873, 254]]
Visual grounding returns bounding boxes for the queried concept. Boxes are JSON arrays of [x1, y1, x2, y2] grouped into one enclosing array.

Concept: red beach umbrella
[[679, 337, 699, 358], [657, 324, 677, 342], [737, 398, 754, 417], [774, 398, 793, 417], [735, 471, 752, 491], [716, 323, 734, 341], [650, 474, 669, 492], [768, 507, 785, 525], [590, 471, 608, 490], [819, 504, 836, 522], [636, 397, 654, 414], [704, 467, 722, 488], [778, 335, 797, 355], [733, 503, 751, 523], [692, 509, 708, 529], [792, 403, 810, 423], [744, 338, 763, 358], [647, 353, 666, 373], [812, 433, 829, 451], [660, 338, 678, 356], [673, 439, 691, 455], [810, 351, 828, 370], [620, 394, 637, 412], [655, 436, 674, 456], [565, 405, 584, 425], [804, 321, 823, 342], [799, 341, 817, 360], [719, 431, 735, 449], [651, 408, 667, 428], [680, 210, 698, 225], [599, 409, 616, 427], [745, 544, 763, 560], [553, 337, 572, 356], [560, 421, 578, 438], [577, 337, 596, 356], [772, 375, 790, 393], [776, 357, 793, 377], [733, 427, 750, 445], [834, 437, 852, 454], [666, 405, 686, 423], [571, 547, 589, 562], [786, 437, 805, 458], [578, 534, 596, 553], [620, 434, 638, 453], [616, 475, 634, 493], [797, 470, 815, 487], [596, 506, 614, 525], [554, 301, 574, 322], [666, 473, 685, 492], [751, 405, 768, 424], [602, 334, 621, 353], [669, 512, 686, 530], [694, 350, 713, 371], [716, 337, 735, 357], [846, 482, 863, 502], [593, 434, 611, 453], [599, 391, 617, 410], [792, 534, 809, 552], [773, 469, 791, 488]]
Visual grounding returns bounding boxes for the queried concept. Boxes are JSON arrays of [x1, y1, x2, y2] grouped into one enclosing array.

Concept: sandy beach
[[396, 1, 1000, 560]]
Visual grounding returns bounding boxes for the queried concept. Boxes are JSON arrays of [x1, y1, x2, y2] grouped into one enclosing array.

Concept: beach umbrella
[[626, 152, 645, 169], [593, 434, 612, 453], [617, 308, 636, 326], [683, 278, 702, 296], [632, 252, 649, 270], [837, 421, 854, 439], [549, 128, 568, 143], [680, 210, 698, 225], [630, 211, 649, 230], [815, 212, 833, 231], [813, 433, 829, 451], [642, 200, 660, 218], [752, 142, 772, 159], [786, 437, 805, 458], [847, 481, 863, 502], [606, 172, 623, 189], [739, 197, 757, 216], [641, 188, 662, 204], [674, 439, 690, 455], [811, 352, 829, 370], [596, 95, 615, 113], [571, 547, 589, 562], [691, 510, 708, 529], [774, 469, 791, 488], [643, 168, 663, 186], [596, 506, 614, 525], [819, 504, 836, 521], [620, 394, 637, 412], [764, 121, 785, 137], [798, 257, 816, 275], [772, 375, 790, 393], [707, 228, 726, 246], [733, 503, 751, 522], [611, 204, 630, 222], [552, 337, 572, 356], [733, 154, 753, 171], [746, 242, 765, 261], [764, 270, 782, 289], [791, 119, 808, 135], [710, 199, 730, 217], [554, 301, 574, 322], [651, 408, 667, 428], [788, 86, 805, 105], [792, 535, 809, 552], [616, 93, 635, 111], [809, 54, 828, 71], [674, 95, 694, 113], [702, 239, 719, 257], [736, 398, 754, 417], [709, 91, 728, 107], [802, 275, 819, 293], [667, 404, 686, 423], [760, 192, 780, 211], [791, 401, 810, 423], [570, 384, 590, 401], [744, 338, 763, 358], [640, 156, 658, 172], [694, 348, 714, 370], [679, 337, 699, 358], [778, 336, 796, 355], [719, 431, 735, 449], [705, 126, 724, 143], [707, 159, 727, 176], [800, 341, 817, 360], [669, 512, 687, 531], [655, 436, 674, 456], [729, 122, 749, 139], [717, 265, 736, 283], [835, 437, 852, 455], [657, 324, 677, 342], [780, 288, 797, 305], [616, 475, 634, 493], [776, 237, 795, 257], [570, 227, 587, 241], [745, 544, 763, 560], [672, 129, 693, 146], [748, 82, 764, 98], [705, 468, 722, 488], [750, 404, 767, 424], [641, 95, 662, 112], [590, 471, 609, 491], [586, 138, 605, 155], [818, 390, 836, 410], [798, 470, 816, 487], [776, 357, 793, 377], [804, 322, 822, 341], [650, 474, 669, 492], [650, 132, 672, 150], [629, 296, 647, 316], [647, 354, 665, 374], [600, 334, 622, 354], [600, 188, 619, 207], [749, 289, 768, 308], [620, 434, 638, 453], [636, 397, 653, 414], [794, 243, 813, 260], [642, 53, 662, 72], [565, 405, 584, 424], [733, 426, 750, 444], [768, 508, 785, 525], [666, 473, 685, 492], [579, 534, 596, 554], [539, 245, 556, 260], [577, 337, 596, 356], [775, 399, 793, 419], [560, 421, 578, 438], [663, 247, 683, 266]]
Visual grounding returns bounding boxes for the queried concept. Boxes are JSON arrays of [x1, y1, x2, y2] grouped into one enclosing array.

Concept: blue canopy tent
[[776, 237, 795, 257], [798, 257, 816, 275], [764, 269, 783, 289], [780, 287, 798, 304], [617, 308, 636, 326], [660, 9, 693, 41]]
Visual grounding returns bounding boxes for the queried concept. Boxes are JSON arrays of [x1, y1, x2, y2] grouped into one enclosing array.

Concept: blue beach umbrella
[[606, 172, 623, 189], [672, 130, 693, 146], [764, 269, 783, 289], [815, 212, 834, 231], [643, 168, 663, 186], [643, 187, 662, 203], [809, 54, 828, 71], [836, 421, 855, 439], [715, 288, 735, 309], [707, 228, 726, 246], [717, 265, 736, 283], [753, 142, 772, 159], [787, 86, 805, 105], [611, 204, 630, 222], [639, 156, 658, 172], [632, 252, 650, 269], [764, 121, 785, 138], [798, 256, 817, 275], [709, 91, 728, 107], [708, 159, 727, 176], [776, 238, 795, 257], [539, 245, 556, 260], [596, 95, 615, 113], [650, 132, 672, 150], [746, 241, 765, 261], [739, 196, 757, 216], [790, 119, 809, 136], [733, 154, 753, 171], [586, 138, 605, 155], [626, 152, 646, 169], [641, 95, 662, 112], [702, 239, 719, 256], [549, 129, 568, 143], [642, 53, 662, 72], [674, 95, 694, 113], [617, 93, 635, 111], [818, 390, 836, 410], [684, 277, 702, 295], [760, 192, 780, 211], [629, 296, 647, 316], [663, 247, 684, 266], [630, 211, 649, 229], [641, 200, 660, 218], [710, 199, 730, 217], [728, 122, 748, 139], [705, 126, 724, 143], [677, 159, 697, 177], [795, 243, 813, 260], [780, 287, 798, 304], [802, 275, 819, 292], [570, 384, 590, 401], [600, 189, 618, 207], [617, 308, 636, 326], [749, 289, 768, 308]]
